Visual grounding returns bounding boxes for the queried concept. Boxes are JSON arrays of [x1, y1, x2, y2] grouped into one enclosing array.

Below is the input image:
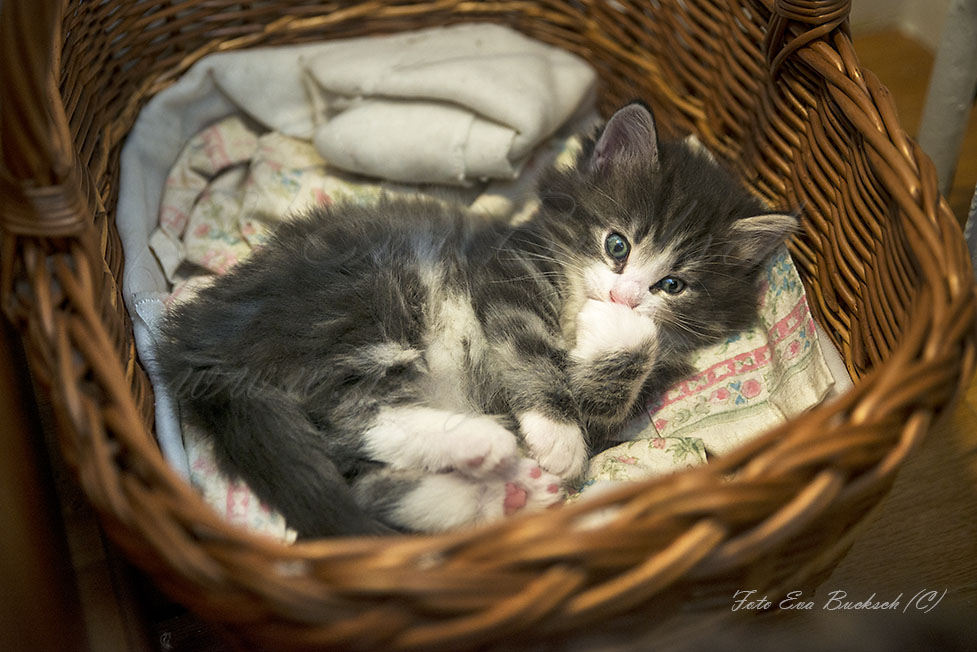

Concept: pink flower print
[[788, 340, 801, 357], [654, 418, 668, 431], [203, 129, 231, 168], [314, 188, 332, 206], [226, 485, 251, 520], [213, 255, 239, 275], [651, 437, 666, 449], [714, 388, 730, 401], [200, 249, 239, 275], [160, 207, 188, 231], [193, 223, 211, 237], [616, 455, 638, 465], [741, 379, 762, 399]]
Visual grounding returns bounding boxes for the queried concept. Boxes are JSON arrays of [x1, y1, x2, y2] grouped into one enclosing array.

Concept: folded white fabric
[[304, 23, 597, 185]]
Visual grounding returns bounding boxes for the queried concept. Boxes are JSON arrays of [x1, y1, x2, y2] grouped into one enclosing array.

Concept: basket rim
[[2, 0, 976, 648]]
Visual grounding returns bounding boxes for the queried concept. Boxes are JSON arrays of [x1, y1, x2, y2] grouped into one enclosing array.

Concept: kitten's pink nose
[[609, 280, 643, 308]]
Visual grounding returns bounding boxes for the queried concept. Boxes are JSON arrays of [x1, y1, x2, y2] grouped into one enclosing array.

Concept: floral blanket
[[151, 116, 843, 538]]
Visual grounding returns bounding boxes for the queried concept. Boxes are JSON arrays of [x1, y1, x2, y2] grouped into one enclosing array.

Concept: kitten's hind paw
[[501, 458, 563, 515], [386, 460, 564, 532]]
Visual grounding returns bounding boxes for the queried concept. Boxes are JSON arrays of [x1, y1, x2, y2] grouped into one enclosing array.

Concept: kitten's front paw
[[517, 411, 588, 480], [446, 414, 519, 477], [572, 299, 657, 361]]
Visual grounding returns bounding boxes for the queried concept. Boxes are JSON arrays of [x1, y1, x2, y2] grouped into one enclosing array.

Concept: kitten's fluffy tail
[[173, 374, 391, 538]]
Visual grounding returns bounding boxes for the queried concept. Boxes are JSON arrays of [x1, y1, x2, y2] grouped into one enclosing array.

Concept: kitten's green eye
[[604, 233, 630, 261], [655, 276, 687, 295]]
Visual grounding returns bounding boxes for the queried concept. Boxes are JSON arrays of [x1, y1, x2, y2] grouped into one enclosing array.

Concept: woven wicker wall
[[1, 1, 975, 649]]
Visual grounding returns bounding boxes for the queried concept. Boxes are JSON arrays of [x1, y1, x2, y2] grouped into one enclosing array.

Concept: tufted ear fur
[[729, 213, 799, 264], [590, 102, 660, 173]]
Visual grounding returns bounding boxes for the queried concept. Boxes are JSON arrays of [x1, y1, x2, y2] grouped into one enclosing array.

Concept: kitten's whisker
[[658, 313, 712, 340], [683, 265, 755, 285], [511, 237, 580, 265], [486, 273, 563, 285]]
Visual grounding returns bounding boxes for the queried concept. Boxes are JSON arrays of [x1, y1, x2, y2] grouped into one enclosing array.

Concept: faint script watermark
[[731, 589, 948, 614]]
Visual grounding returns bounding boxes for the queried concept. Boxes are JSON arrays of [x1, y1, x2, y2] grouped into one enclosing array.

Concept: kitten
[[156, 103, 796, 537]]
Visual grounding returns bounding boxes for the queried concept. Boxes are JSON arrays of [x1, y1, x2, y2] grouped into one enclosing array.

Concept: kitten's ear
[[730, 213, 798, 263], [683, 134, 717, 164], [591, 103, 660, 174]]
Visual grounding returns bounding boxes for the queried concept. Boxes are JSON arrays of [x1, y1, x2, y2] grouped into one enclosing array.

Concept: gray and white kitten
[[157, 103, 796, 537]]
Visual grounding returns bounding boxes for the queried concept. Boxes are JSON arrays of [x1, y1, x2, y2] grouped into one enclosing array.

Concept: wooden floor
[[803, 28, 977, 621]]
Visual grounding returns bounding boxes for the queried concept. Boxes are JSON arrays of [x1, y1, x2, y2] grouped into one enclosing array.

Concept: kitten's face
[[565, 166, 724, 350], [579, 225, 688, 318], [534, 103, 796, 351]]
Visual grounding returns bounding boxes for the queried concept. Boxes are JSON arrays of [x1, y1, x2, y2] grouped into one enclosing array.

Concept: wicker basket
[[2, 0, 974, 649]]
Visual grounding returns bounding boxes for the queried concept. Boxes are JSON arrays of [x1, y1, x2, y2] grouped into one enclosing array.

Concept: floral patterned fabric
[[153, 116, 840, 535]]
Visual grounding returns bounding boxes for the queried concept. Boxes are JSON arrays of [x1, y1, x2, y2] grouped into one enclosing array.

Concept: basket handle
[[0, 0, 89, 237], [765, 0, 852, 78]]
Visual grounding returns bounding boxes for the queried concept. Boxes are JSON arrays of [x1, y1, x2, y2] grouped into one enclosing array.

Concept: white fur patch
[[364, 406, 517, 475], [389, 459, 563, 532], [683, 134, 718, 163], [580, 241, 676, 316], [581, 261, 612, 301], [365, 342, 421, 369], [517, 410, 588, 479], [571, 299, 658, 361], [391, 473, 490, 532], [423, 291, 485, 410]]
